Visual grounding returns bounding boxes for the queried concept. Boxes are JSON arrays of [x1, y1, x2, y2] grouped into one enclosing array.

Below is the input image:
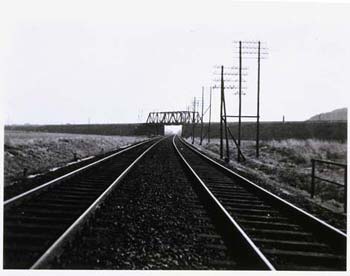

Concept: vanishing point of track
[[3, 136, 347, 270], [4, 137, 163, 268], [173, 136, 346, 270]]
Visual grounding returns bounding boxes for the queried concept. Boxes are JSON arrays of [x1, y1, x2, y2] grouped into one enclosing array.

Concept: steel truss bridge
[[146, 111, 201, 125]]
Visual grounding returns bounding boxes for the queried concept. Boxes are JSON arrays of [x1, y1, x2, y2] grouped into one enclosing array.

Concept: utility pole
[[256, 41, 261, 158], [192, 97, 196, 144], [238, 41, 242, 162], [219, 66, 230, 161], [232, 40, 268, 161], [222, 69, 230, 161], [220, 68, 223, 158], [213, 65, 245, 161], [208, 86, 212, 144], [214, 65, 240, 161], [200, 87, 204, 145]]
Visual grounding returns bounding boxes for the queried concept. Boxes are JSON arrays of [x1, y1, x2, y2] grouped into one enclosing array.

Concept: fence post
[[344, 165, 347, 213], [311, 159, 315, 198]]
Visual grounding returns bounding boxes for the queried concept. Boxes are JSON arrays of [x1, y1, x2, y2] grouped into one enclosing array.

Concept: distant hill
[[308, 108, 347, 121]]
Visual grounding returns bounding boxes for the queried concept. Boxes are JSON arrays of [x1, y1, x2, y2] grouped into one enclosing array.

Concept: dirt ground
[[4, 131, 146, 187], [187, 137, 347, 232]]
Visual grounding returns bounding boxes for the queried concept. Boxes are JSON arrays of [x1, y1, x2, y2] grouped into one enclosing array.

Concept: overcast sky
[[1, 0, 349, 125]]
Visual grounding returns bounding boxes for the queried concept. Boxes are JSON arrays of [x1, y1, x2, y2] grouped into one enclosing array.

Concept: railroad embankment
[[183, 121, 347, 141], [5, 123, 162, 136], [188, 137, 347, 230], [4, 130, 146, 187]]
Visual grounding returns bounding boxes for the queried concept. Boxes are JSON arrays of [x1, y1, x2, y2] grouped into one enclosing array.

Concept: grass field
[[188, 138, 347, 213], [182, 121, 347, 141], [5, 123, 160, 136], [4, 131, 146, 187]]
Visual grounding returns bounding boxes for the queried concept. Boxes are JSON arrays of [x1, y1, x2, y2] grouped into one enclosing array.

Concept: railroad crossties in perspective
[[3, 137, 346, 270]]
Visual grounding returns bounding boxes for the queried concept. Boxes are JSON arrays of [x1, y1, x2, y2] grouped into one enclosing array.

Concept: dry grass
[[265, 139, 346, 164], [4, 131, 146, 186], [188, 137, 347, 213]]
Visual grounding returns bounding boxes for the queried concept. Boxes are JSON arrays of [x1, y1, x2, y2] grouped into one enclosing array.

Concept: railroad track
[[4, 135, 347, 270], [4, 138, 152, 201], [3, 137, 163, 269], [49, 136, 240, 269], [173, 136, 347, 270]]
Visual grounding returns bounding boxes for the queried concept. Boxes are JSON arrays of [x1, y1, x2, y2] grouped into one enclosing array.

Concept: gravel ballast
[[187, 138, 347, 232], [51, 137, 237, 269]]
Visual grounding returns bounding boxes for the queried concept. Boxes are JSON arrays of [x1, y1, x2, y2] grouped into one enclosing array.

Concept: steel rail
[[31, 137, 165, 269], [178, 136, 347, 240], [4, 137, 158, 207], [172, 136, 275, 270]]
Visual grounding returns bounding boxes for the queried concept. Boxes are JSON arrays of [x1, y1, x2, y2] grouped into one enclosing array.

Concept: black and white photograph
[[1, 0, 349, 272]]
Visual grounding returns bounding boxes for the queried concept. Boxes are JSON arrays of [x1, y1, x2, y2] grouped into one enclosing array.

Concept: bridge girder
[[146, 111, 201, 125]]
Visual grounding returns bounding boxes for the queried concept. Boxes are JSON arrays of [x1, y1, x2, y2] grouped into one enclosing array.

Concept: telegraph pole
[[214, 65, 245, 161], [214, 65, 239, 161], [222, 75, 230, 161], [200, 87, 204, 145], [220, 67, 223, 158], [192, 97, 196, 144], [256, 41, 261, 158], [208, 86, 212, 144], [238, 41, 242, 162], [233, 40, 268, 161], [219, 66, 230, 161]]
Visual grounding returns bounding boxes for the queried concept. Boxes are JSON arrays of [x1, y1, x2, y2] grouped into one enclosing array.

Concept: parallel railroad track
[[3, 135, 347, 270], [4, 138, 153, 201], [3, 137, 163, 269], [173, 136, 347, 271], [49, 137, 240, 269]]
